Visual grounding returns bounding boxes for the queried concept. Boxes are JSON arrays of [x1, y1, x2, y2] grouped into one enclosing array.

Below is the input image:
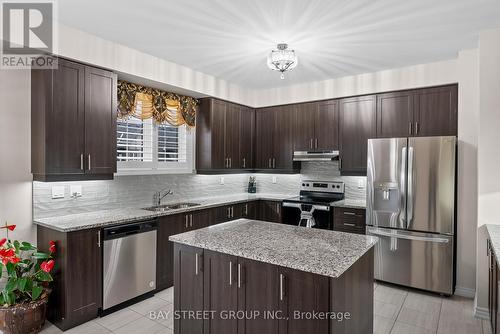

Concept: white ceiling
[[58, 0, 500, 89]]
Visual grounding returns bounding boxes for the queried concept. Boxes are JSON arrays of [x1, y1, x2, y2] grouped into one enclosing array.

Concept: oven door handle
[[282, 202, 302, 209], [282, 202, 330, 212], [311, 205, 330, 212]]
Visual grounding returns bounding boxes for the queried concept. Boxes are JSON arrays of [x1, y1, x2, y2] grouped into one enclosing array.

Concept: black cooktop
[[283, 191, 345, 206]]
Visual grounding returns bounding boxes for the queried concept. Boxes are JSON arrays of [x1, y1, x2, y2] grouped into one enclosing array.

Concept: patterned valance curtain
[[117, 80, 198, 127]]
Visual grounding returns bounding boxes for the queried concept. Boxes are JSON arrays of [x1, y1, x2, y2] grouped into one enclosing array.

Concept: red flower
[[49, 241, 56, 253], [0, 238, 6, 247], [0, 248, 19, 265], [41, 260, 54, 273], [1, 224, 16, 231]]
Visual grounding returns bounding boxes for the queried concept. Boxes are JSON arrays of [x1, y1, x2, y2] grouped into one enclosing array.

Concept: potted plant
[[0, 223, 55, 334]]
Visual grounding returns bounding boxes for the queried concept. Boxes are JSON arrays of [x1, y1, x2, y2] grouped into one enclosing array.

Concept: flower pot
[[0, 293, 49, 334]]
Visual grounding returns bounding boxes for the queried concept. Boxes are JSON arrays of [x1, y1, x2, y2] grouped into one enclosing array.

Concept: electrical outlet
[[70, 185, 82, 198], [358, 179, 365, 189], [51, 186, 65, 199], [272, 176, 277, 184], [220, 176, 225, 185]]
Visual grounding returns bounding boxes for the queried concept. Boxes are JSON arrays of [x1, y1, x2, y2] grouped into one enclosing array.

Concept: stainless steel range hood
[[293, 150, 340, 162]]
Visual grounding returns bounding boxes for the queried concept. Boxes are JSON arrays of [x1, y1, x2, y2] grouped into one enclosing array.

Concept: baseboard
[[475, 306, 489, 320], [454, 286, 476, 298]]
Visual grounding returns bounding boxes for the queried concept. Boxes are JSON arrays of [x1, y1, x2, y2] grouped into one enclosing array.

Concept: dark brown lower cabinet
[[174, 244, 374, 334], [174, 244, 205, 334], [157, 210, 211, 290], [204, 251, 239, 334], [37, 226, 102, 331], [332, 207, 366, 235], [278, 267, 330, 334], [258, 200, 282, 223], [238, 201, 257, 220]]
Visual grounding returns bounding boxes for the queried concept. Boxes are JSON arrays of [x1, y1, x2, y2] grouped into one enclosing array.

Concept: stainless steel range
[[282, 181, 345, 229]]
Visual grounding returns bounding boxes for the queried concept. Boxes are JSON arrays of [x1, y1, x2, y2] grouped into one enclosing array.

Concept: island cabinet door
[[203, 250, 239, 334], [277, 268, 330, 334], [174, 244, 204, 334], [237, 257, 280, 334]]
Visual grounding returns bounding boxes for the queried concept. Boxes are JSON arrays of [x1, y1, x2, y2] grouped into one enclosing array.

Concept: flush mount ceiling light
[[267, 43, 298, 79]]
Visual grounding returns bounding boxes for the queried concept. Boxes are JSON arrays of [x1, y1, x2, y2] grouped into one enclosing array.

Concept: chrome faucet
[[153, 188, 174, 206]]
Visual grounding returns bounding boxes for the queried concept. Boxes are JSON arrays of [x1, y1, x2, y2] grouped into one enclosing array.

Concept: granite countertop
[[33, 193, 291, 232], [486, 224, 500, 262], [331, 199, 367, 209], [169, 219, 378, 278]]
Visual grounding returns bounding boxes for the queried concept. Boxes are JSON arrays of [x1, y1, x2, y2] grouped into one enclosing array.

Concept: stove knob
[[302, 183, 305, 186]]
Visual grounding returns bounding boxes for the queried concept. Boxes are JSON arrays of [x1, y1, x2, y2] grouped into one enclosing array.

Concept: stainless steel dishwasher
[[103, 220, 157, 311]]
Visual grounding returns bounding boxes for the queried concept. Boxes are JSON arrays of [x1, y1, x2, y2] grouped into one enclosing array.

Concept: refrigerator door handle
[[407, 146, 415, 228], [399, 146, 407, 227], [368, 228, 449, 243]]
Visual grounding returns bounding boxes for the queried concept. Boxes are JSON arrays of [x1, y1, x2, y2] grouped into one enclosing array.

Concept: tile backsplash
[[33, 161, 366, 219]]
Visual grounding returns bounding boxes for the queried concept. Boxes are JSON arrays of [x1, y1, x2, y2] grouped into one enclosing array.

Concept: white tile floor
[[40, 283, 488, 334]]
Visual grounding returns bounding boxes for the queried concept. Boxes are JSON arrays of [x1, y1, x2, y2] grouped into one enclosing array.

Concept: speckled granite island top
[[331, 199, 366, 209], [486, 224, 500, 262], [169, 219, 378, 278]]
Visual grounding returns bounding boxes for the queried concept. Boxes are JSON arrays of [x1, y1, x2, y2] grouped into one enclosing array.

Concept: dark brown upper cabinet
[[339, 95, 377, 176], [376, 91, 414, 138], [377, 85, 457, 138], [255, 106, 297, 172], [413, 84, 458, 137], [31, 58, 117, 181], [196, 98, 254, 173], [294, 100, 339, 151]]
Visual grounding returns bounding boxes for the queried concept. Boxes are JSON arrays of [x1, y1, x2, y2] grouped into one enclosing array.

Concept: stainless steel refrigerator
[[366, 136, 456, 295]]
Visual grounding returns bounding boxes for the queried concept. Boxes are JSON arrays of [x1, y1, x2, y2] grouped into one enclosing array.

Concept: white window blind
[[117, 117, 153, 162], [117, 115, 193, 174]]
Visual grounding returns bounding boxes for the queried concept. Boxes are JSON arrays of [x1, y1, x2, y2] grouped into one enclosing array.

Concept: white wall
[[456, 49, 480, 298], [251, 59, 458, 107], [475, 27, 500, 315], [55, 23, 253, 106], [0, 69, 33, 243]]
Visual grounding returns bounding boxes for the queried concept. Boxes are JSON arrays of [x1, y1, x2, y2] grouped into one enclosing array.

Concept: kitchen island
[[169, 219, 378, 334]]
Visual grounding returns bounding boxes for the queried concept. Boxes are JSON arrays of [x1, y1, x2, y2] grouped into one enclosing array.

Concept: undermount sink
[[143, 202, 201, 212]]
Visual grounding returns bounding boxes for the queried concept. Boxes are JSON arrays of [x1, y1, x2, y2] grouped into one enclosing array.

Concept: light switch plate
[[51, 186, 65, 199], [220, 177, 225, 185], [272, 176, 277, 184], [70, 185, 82, 198]]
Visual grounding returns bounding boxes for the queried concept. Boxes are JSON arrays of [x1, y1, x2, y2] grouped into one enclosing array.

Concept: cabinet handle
[[244, 204, 248, 216], [231, 207, 234, 218], [343, 223, 356, 227], [339, 157, 342, 170], [279, 273, 284, 301], [88, 154, 91, 170], [238, 263, 242, 288], [195, 253, 199, 276], [190, 214, 193, 227], [268, 158, 272, 168], [409, 122, 413, 135], [315, 138, 318, 149], [80, 154, 84, 170], [415, 122, 419, 135], [242, 158, 246, 168], [343, 212, 356, 216], [277, 203, 280, 214], [185, 215, 189, 229], [310, 139, 313, 149], [229, 158, 232, 168], [272, 158, 275, 169], [97, 230, 101, 248], [229, 261, 233, 286]]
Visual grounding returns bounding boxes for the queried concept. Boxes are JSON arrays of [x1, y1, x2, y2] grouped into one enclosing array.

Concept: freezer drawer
[[367, 226, 453, 295]]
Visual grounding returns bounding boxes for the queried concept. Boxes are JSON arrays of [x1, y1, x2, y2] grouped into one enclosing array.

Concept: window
[[116, 117, 194, 174]]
